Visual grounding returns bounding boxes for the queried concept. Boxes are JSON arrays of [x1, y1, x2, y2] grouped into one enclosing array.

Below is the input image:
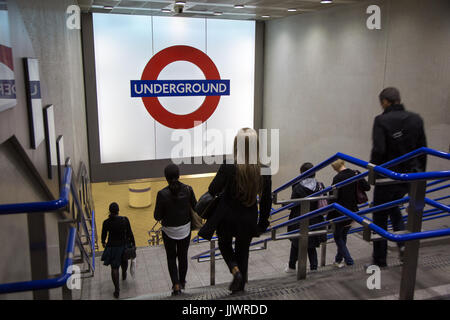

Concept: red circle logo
[[140, 45, 222, 129]]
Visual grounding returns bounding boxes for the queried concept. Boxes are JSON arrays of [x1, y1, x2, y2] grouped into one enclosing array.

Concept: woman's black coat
[[198, 164, 272, 240]]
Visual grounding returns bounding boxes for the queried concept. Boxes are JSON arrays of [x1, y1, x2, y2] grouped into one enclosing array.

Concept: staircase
[[79, 232, 450, 300], [131, 239, 450, 300]]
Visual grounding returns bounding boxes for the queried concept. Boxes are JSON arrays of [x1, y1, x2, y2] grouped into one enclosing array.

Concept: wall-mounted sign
[[0, 1, 16, 112], [44, 104, 57, 179], [131, 45, 230, 129], [93, 14, 255, 163], [24, 58, 45, 149]]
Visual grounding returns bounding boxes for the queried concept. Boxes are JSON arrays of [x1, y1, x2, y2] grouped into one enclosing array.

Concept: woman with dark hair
[[205, 128, 272, 294], [154, 164, 197, 296], [101, 202, 135, 299]]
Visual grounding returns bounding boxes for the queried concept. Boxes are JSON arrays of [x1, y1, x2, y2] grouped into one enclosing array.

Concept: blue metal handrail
[[192, 147, 450, 260], [267, 196, 450, 235], [0, 164, 96, 294], [273, 147, 450, 194], [191, 197, 450, 260], [270, 182, 450, 224], [308, 204, 448, 232], [0, 167, 72, 215], [0, 227, 76, 294], [269, 148, 450, 223]]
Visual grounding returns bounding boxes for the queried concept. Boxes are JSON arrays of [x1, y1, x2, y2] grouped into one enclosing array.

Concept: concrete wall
[[263, 0, 450, 197], [0, 0, 88, 299]]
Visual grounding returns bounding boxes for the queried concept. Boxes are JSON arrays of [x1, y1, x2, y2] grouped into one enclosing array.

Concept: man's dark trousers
[[372, 183, 409, 266]]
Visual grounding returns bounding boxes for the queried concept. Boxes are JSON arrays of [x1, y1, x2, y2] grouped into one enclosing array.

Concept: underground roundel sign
[[131, 45, 230, 129]]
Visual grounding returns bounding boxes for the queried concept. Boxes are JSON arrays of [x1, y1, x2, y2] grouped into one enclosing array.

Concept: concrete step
[[130, 241, 450, 300]]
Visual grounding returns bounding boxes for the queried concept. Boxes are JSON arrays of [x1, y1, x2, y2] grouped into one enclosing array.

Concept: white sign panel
[[93, 14, 255, 163]]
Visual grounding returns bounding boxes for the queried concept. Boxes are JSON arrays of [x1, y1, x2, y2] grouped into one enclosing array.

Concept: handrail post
[[210, 240, 216, 286], [58, 219, 74, 300], [297, 202, 310, 280], [320, 241, 327, 267], [399, 180, 426, 300], [367, 163, 376, 186]]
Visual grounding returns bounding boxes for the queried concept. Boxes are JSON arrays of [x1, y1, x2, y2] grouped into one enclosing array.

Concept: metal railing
[[191, 147, 450, 300], [0, 227, 76, 294], [0, 167, 72, 215], [148, 221, 162, 246], [0, 160, 96, 297]]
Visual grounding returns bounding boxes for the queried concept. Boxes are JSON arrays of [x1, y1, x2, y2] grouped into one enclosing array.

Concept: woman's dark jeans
[[162, 231, 191, 287], [289, 239, 318, 270], [217, 230, 253, 282], [334, 224, 354, 265]]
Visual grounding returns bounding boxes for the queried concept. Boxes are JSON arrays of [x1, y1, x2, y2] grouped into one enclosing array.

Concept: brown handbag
[[190, 207, 204, 231], [186, 185, 204, 231]]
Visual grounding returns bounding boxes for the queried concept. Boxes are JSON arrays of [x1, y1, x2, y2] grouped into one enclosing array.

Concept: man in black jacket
[[370, 87, 427, 267]]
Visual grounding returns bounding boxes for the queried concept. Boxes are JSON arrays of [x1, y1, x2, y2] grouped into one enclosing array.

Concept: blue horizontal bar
[[331, 212, 450, 240], [0, 167, 72, 215], [377, 147, 448, 170], [426, 179, 449, 188], [273, 147, 450, 194], [435, 195, 450, 202], [425, 198, 450, 213], [426, 184, 450, 194], [192, 207, 450, 260], [268, 174, 448, 227], [333, 203, 450, 242], [373, 166, 450, 181], [0, 227, 76, 294], [271, 196, 410, 230], [273, 155, 339, 193]]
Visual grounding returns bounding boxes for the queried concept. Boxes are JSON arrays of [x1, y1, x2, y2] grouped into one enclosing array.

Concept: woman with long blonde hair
[[207, 128, 272, 293]]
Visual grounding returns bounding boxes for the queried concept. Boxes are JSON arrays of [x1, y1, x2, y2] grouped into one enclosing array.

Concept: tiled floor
[[80, 229, 384, 300], [85, 174, 450, 300]]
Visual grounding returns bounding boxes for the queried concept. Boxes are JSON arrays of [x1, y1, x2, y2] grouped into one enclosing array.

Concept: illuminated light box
[[93, 14, 255, 163]]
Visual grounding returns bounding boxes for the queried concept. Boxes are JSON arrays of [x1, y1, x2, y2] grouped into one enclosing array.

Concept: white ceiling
[[77, 0, 365, 21]]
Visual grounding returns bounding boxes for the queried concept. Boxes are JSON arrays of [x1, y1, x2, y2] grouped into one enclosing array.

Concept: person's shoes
[[310, 266, 318, 272], [171, 289, 181, 296], [333, 261, 345, 268], [172, 284, 182, 296], [231, 283, 246, 295], [122, 272, 127, 281], [113, 291, 120, 299], [180, 282, 186, 290], [284, 264, 296, 274], [229, 271, 244, 292], [230, 282, 246, 295]]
